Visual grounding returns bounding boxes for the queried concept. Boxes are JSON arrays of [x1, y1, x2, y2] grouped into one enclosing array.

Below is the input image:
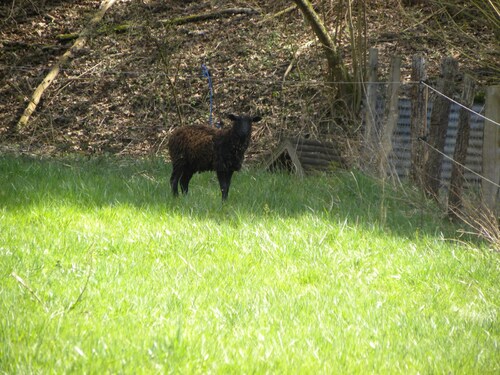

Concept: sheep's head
[[228, 114, 262, 138]]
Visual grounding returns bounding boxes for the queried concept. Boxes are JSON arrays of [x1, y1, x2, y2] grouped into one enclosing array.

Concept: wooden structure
[[362, 51, 499, 217], [265, 138, 345, 177], [482, 85, 500, 214]]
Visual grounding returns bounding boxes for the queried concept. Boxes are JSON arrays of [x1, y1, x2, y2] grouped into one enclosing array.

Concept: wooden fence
[[363, 50, 500, 216], [389, 99, 485, 185]]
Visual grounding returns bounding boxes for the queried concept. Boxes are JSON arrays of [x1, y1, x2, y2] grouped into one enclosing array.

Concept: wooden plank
[[298, 153, 339, 164], [448, 75, 475, 218], [378, 55, 401, 179], [266, 137, 345, 176], [298, 151, 341, 161], [424, 56, 458, 197], [292, 138, 337, 148], [409, 54, 428, 188], [363, 48, 379, 164], [296, 142, 337, 150], [300, 157, 332, 166], [482, 85, 500, 215], [265, 139, 305, 177], [302, 146, 338, 154]]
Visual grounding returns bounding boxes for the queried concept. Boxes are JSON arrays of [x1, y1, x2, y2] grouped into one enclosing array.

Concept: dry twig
[[11, 272, 49, 313]]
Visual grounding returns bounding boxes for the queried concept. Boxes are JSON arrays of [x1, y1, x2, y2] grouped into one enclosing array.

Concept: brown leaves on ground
[[0, 0, 497, 158]]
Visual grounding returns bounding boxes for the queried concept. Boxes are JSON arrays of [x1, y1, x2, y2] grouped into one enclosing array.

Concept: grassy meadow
[[0, 155, 498, 373]]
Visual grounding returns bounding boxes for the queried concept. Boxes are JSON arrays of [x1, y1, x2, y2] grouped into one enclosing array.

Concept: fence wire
[[419, 137, 500, 189], [421, 80, 500, 128], [2, 63, 499, 190], [415, 81, 499, 190]]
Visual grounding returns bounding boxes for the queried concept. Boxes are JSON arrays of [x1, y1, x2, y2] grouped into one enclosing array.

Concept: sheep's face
[[228, 114, 262, 138]]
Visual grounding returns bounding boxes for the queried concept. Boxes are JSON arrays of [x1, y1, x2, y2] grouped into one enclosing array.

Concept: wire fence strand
[[415, 80, 499, 189], [418, 138, 500, 189], [421, 80, 500, 128], [2, 63, 499, 191]]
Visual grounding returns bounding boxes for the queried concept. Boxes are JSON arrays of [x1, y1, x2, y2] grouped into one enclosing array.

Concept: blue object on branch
[[201, 63, 214, 127]]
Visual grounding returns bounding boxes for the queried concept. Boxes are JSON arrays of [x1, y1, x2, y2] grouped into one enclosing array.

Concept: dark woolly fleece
[[168, 114, 261, 200]]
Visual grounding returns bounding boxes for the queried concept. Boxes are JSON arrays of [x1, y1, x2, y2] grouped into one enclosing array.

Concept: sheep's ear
[[252, 116, 262, 123], [227, 114, 238, 121]]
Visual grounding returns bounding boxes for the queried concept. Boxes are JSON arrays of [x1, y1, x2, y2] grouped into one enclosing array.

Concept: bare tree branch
[[17, 0, 118, 130]]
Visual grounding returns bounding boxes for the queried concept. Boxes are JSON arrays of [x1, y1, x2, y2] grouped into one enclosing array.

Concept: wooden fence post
[[482, 85, 500, 215], [424, 57, 458, 197], [363, 48, 379, 166], [448, 75, 475, 218], [378, 55, 401, 179], [410, 55, 427, 188]]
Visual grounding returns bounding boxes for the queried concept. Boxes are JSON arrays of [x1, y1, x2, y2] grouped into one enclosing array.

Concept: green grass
[[0, 155, 498, 374]]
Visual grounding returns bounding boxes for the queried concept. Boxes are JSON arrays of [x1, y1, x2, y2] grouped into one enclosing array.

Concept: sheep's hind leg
[[170, 166, 182, 197], [180, 171, 193, 195], [217, 170, 234, 201]]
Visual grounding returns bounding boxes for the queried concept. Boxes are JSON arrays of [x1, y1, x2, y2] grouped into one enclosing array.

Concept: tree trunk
[[291, 0, 350, 90], [17, 0, 117, 130]]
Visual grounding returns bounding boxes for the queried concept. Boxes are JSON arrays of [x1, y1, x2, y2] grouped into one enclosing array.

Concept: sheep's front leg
[[217, 170, 233, 201]]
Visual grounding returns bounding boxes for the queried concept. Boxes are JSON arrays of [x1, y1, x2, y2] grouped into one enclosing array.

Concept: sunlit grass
[[0, 155, 498, 373]]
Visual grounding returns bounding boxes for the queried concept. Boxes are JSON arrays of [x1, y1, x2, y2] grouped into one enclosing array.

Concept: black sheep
[[167, 114, 262, 200]]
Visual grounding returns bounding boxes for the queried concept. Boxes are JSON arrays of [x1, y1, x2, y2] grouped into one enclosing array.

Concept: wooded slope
[[0, 0, 497, 157]]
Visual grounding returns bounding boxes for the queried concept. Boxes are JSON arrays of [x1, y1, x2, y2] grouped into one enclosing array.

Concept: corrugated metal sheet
[[388, 99, 486, 188]]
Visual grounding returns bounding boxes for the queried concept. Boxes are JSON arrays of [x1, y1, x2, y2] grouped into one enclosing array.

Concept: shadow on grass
[[0, 155, 463, 241]]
